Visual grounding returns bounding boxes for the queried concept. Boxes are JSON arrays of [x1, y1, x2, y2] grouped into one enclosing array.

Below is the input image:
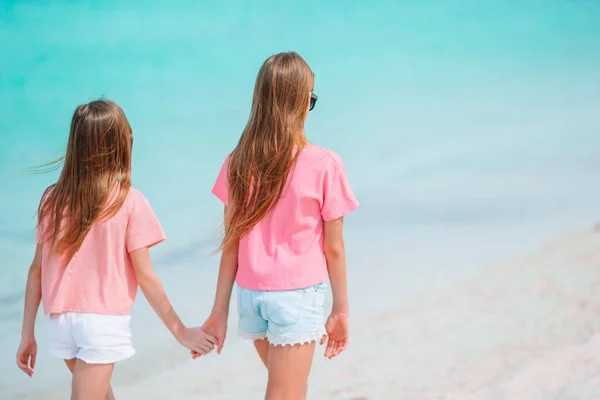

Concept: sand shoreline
[[17, 228, 600, 399]]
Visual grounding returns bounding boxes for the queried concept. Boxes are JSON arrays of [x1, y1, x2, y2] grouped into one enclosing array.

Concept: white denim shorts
[[48, 312, 135, 364]]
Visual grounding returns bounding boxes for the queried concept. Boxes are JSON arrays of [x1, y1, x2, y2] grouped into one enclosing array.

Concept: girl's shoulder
[[127, 187, 144, 199], [125, 187, 152, 207], [38, 184, 56, 204], [121, 187, 160, 221], [301, 144, 345, 170]]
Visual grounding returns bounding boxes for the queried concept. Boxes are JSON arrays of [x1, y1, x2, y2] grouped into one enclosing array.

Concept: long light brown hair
[[38, 100, 133, 263], [220, 52, 314, 249]]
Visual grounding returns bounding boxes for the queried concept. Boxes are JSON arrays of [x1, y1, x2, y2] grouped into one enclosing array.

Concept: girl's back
[[213, 144, 357, 291], [37, 187, 164, 315], [204, 52, 359, 400], [17, 100, 216, 398]]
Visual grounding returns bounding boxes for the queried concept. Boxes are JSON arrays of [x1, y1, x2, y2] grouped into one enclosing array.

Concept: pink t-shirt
[[36, 188, 166, 315], [212, 144, 359, 291]]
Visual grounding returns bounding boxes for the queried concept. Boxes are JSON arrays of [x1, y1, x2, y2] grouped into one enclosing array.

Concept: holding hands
[[187, 310, 348, 360], [178, 326, 217, 356], [191, 311, 228, 359]]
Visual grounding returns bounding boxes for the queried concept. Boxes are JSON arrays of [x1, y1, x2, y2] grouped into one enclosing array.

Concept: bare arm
[[131, 248, 185, 338], [321, 216, 350, 359], [21, 244, 42, 339], [212, 206, 239, 314], [323, 217, 349, 314], [17, 244, 42, 376], [131, 248, 216, 354], [197, 207, 239, 356]]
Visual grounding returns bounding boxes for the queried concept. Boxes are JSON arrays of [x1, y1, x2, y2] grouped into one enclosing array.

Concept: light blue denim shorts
[[237, 282, 327, 346]]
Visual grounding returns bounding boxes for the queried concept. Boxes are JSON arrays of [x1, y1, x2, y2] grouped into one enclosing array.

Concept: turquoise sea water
[[1, 0, 600, 397]]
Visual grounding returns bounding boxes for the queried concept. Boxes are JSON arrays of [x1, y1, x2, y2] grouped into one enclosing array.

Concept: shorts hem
[[267, 328, 326, 347], [76, 349, 136, 365], [238, 329, 267, 341], [49, 350, 77, 360]]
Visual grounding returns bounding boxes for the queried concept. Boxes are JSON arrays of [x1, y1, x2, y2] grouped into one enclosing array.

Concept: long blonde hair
[[38, 100, 133, 263], [221, 52, 314, 249]]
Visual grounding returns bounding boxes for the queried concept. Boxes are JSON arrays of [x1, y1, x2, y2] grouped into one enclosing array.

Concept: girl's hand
[[192, 311, 228, 358], [178, 327, 217, 356], [16, 336, 37, 377], [321, 312, 349, 359]]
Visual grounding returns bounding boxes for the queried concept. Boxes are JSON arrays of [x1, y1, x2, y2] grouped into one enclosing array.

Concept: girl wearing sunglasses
[[199, 51, 359, 399]]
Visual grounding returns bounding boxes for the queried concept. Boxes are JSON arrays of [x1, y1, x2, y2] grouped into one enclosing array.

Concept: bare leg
[[265, 342, 315, 400], [68, 359, 114, 400], [255, 340, 308, 399], [64, 359, 116, 400], [254, 339, 269, 366]]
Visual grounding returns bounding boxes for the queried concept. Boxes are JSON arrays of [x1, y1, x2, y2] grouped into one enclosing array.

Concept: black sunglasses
[[309, 92, 318, 111]]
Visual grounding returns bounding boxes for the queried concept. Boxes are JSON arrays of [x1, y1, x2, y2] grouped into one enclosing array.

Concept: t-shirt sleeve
[[212, 155, 230, 206], [126, 191, 167, 253], [321, 152, 360, 221]]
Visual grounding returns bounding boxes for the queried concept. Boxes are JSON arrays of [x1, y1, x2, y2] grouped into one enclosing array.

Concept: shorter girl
[[16, 100, 215, 400]]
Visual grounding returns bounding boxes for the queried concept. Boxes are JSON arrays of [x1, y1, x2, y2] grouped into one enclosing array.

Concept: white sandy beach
[[19, 227, 600, 399]]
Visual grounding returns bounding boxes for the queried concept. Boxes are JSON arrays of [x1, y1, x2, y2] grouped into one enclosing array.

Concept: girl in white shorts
[[16, 100, 216, 399]]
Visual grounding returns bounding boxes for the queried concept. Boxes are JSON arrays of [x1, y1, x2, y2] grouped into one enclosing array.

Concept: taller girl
[[202, 52, 359, 399]]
